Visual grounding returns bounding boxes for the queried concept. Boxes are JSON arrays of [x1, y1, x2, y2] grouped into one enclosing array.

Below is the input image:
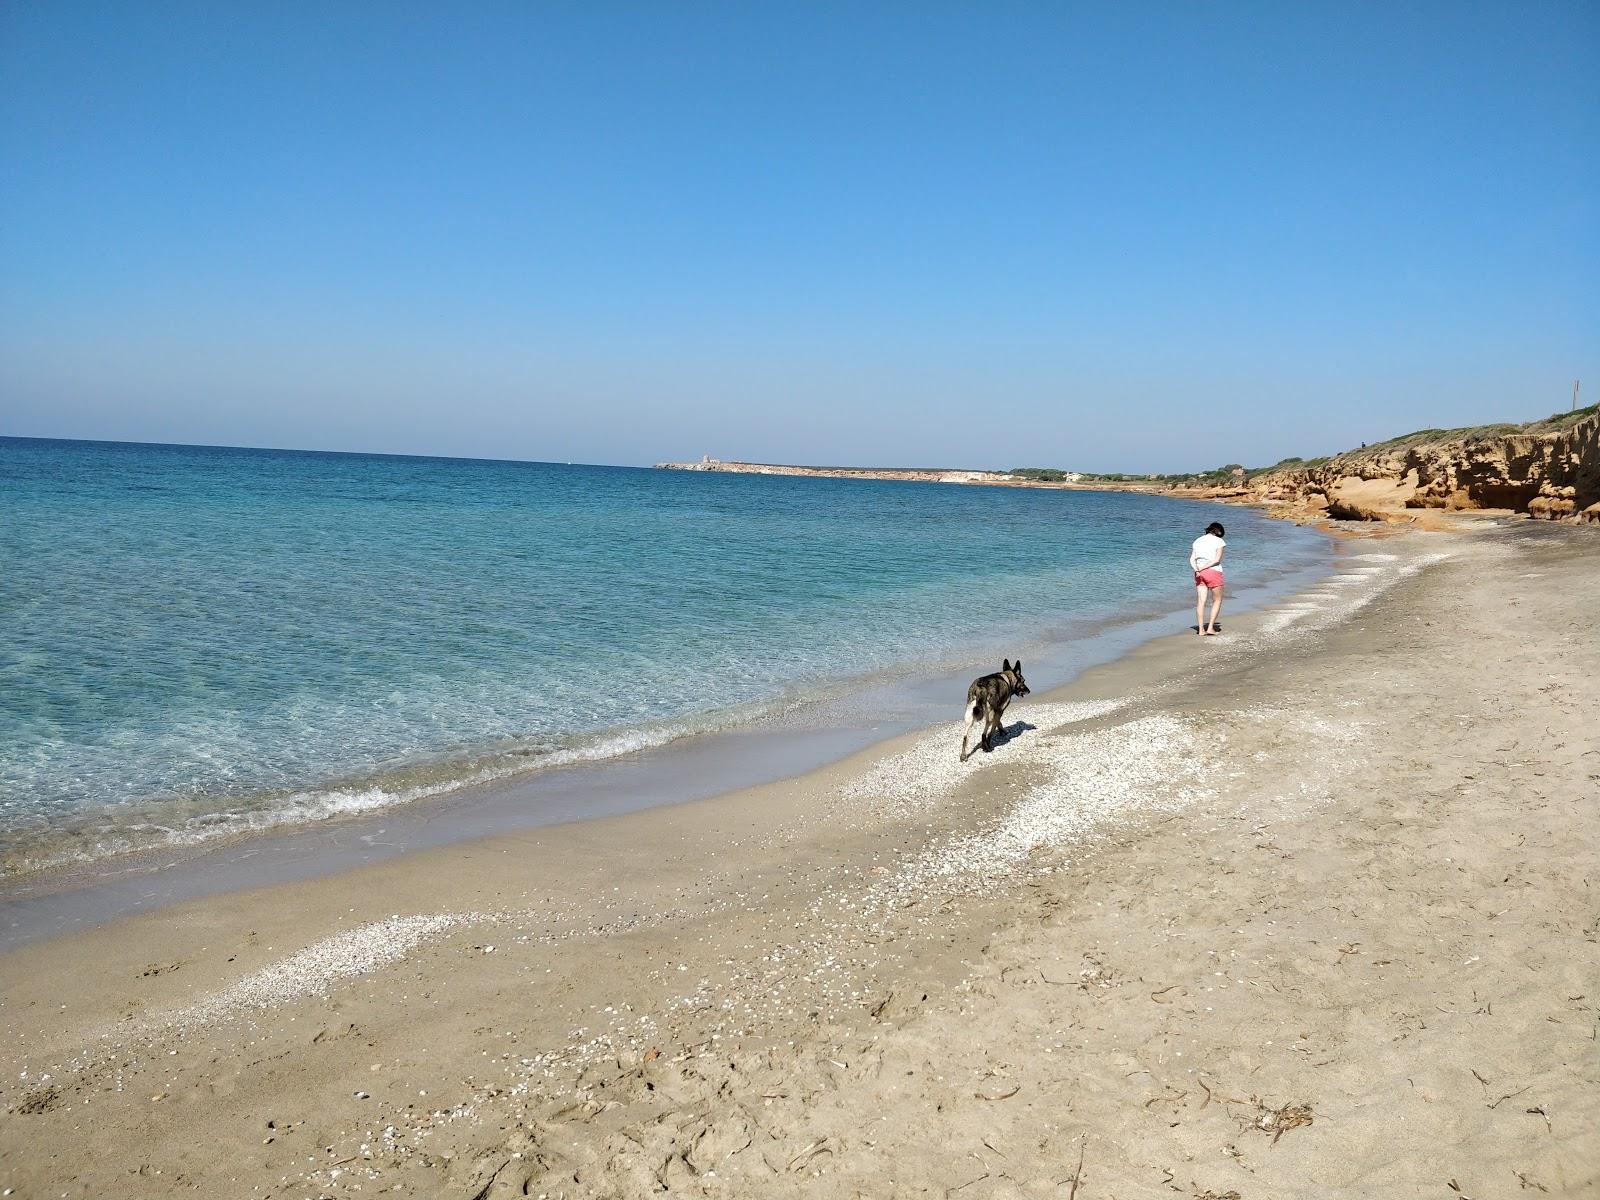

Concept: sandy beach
[[1, 520, 1595, 1198]]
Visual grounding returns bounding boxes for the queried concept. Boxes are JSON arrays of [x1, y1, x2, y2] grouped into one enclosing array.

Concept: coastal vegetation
[[1006, 466, 1075, 482], [1328, 402, 1597, 461]]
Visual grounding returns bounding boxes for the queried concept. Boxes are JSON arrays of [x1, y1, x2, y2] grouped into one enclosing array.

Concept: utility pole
[[1574, 379, 1581, 412]]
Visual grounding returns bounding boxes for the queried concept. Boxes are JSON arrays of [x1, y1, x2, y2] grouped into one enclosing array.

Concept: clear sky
[[2, 2, 1595, 472]]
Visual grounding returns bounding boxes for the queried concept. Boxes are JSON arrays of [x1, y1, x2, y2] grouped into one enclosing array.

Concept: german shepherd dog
[[959, 658, 1030, 762]]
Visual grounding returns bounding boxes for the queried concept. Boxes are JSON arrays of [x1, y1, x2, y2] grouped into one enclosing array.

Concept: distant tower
[[1574, 379, 1581, 412]]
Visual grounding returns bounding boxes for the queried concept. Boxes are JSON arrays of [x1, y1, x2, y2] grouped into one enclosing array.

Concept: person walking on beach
[[1190, 521, 1226, 636]]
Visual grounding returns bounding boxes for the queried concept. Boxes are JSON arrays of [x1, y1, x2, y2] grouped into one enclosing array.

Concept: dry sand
[[1, 521, 1596, 1198]]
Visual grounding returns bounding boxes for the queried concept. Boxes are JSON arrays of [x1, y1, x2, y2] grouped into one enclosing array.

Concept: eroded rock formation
[[1245, 408, 1599, 523]]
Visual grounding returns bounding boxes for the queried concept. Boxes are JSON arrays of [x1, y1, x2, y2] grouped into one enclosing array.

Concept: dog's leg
[[960, 701, 981, 762]]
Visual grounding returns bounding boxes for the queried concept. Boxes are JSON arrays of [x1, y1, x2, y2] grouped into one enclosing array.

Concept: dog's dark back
[[966, 672, 1010, 711], [967, 660, 1029, 714]]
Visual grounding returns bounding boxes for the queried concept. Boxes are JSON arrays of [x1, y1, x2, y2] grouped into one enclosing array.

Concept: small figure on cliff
[[1190, 521, 1226, 636]]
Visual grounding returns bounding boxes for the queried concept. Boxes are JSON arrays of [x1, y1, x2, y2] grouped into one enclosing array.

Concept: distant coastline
[[654, 456, 1172, 493], [659, 402, 1600, 526], [654, 456, 1043, 487]]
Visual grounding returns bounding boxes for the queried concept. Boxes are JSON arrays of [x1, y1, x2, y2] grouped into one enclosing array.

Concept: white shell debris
[[878, 713, 1205, 899], [171, 912, 483, 1026], [842, 699, 1126, 816]]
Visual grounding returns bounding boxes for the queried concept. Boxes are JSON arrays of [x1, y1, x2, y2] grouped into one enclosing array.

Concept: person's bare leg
[[1195, 583, 1208, 635], [1204, 584, 1224, 634]]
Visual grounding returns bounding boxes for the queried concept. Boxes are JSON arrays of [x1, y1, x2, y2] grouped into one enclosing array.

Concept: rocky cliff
[[1241, 406, 1600, 524]]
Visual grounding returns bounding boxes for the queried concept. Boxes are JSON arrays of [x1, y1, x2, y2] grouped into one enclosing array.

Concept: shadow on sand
[[979, 719, 1037, 754]]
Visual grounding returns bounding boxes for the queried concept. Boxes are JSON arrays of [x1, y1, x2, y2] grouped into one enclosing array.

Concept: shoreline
[[0, 522, 1336, 948], [2, 521, 1593, 1197]]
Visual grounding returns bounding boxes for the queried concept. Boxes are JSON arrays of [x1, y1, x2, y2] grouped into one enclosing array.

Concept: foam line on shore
[[3, 712, 762, 880], [1253, 551, 1451, 636]]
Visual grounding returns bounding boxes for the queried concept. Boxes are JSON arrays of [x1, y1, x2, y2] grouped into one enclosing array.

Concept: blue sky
[[2, 2, 1595, 472]]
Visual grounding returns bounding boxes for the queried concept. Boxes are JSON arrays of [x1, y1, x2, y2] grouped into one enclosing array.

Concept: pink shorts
[[1194, 568, 1224, 589]]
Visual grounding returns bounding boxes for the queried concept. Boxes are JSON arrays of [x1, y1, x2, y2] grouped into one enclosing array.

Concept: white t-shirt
[[1190, 533, 1225, 572]]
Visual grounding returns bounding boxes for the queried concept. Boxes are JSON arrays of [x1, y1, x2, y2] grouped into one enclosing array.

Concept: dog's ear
[[1002, 658, 1011, 672], [1013, 659, 1022, 672]]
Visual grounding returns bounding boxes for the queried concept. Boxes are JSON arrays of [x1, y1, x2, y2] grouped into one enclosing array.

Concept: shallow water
[[0, 437, 1329, 870]]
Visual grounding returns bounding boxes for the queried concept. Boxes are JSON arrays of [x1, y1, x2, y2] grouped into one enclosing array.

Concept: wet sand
[[0, 521, 1595, 1197]]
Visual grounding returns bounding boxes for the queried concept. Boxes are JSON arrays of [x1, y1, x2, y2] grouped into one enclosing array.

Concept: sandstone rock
[[1246, 409, 1598, 521], [1325, 498, 1384, 521], [1527, 495, 1576, 520]]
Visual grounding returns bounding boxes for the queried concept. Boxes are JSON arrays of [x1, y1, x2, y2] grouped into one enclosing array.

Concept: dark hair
[[1205, 522, 1225, 537]]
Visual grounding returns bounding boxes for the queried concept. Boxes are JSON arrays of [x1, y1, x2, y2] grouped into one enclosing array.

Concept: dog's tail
[[959, 698, 982, 762]]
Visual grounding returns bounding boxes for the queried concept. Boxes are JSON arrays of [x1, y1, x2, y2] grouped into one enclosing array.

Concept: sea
[[0, 437, 1331, 875]]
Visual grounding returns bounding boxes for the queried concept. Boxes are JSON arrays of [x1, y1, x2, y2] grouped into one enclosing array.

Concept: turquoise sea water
[[0, 437, 1329, 871]]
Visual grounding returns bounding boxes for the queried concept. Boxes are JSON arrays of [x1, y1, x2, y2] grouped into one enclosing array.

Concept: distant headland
[[659, 403, 1600, 526]]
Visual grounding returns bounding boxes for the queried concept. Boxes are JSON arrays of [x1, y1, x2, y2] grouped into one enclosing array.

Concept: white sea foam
[[1, 711, 759, 878], [1254, 551, 1451, 640]]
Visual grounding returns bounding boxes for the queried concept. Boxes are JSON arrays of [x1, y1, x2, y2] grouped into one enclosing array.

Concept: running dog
[[959, 658, 1030, 762]]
